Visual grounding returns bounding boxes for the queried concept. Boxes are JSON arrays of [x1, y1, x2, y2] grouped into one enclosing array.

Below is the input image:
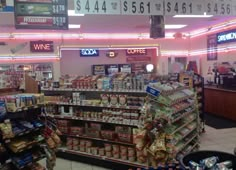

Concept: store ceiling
[[0, 2, 236, 35]]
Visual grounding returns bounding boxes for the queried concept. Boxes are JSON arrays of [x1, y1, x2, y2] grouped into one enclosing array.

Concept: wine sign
[[30, 41, 54, 53]]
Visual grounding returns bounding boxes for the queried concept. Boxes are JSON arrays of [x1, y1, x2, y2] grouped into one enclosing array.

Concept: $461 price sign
[[74, 0, 120, 15]]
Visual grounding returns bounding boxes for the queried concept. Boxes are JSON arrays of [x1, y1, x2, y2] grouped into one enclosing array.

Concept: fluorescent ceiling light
[[173, 15, 213, 18], [165, 25, 187, 29], [68, 10, 84, 16], [69, 24, 81, 29]]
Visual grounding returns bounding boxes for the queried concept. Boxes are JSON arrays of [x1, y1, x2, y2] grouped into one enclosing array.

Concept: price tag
[[205, 0, 232, 16], [121, 0, 163, 15], [74, 0, 121, 15], [165, 0, 195, 15], [232, 1, 236, 15]]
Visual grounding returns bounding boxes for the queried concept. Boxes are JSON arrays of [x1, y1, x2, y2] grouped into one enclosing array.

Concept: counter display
[[204, 86, 236, 121]]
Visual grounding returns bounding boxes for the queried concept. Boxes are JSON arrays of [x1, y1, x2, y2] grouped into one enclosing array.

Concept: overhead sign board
[[0, 0, 14, 12], [14, 0, 68, 30], [217, 29, 236, 45], [74, 0, 236, 16], [30, 41, 54, 53]]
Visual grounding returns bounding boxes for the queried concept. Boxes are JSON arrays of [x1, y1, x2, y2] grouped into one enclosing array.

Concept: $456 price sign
[[74, 0, 121, 14], [205, 0, 232, 15]]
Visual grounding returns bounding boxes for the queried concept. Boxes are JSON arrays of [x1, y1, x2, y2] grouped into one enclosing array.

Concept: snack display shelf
[[46, 102, 142, 110], [171, 102, 194, 115], [7, 105, 41, 113], [57, 148, 148, 169], [171, 117, 196, 135], [4, 127, 42, 144], [61, 134, 135, 146], [7, 138, 45, 153], [175, 134, 198, 154], [44, 114, 139, 127], [171, 108, 195, 123], [12, 155, 45, 169], [169, 125, 197, 146], [41, 88, 146, 94], [154, 87, 187, 96]]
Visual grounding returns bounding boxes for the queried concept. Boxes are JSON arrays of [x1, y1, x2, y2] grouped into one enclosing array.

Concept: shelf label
[[146, 86, 160, 97]]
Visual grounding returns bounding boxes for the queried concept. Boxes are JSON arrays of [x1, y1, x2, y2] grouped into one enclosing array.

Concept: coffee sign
[[126, 48, 147, 56]]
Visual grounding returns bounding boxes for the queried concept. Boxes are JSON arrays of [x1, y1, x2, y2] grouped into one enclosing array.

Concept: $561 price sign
[[121, 0, 163, 15], [74, 0, 121, 15]]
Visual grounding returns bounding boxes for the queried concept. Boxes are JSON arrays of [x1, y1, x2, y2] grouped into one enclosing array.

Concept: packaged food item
[[119, 95, 127, 106], [0, 121, 14, 139], [110, 94, 118, 105], [80, 145, 85, 152], [120, 146, 127, 154], [105, 151, 112, 157], [91, 147, 98, 155], [200, 156, 219, 169], [85, 140, 92, 147], [112, 151, 119, 159], [101, 94, 109, 105], [128, 147, 135, 156], [121, 153, 127, 160], [104, 143, 112, 151], [112, 144, 120, 152], [99, 148, 105, 156], [128, 155, 135, 162]]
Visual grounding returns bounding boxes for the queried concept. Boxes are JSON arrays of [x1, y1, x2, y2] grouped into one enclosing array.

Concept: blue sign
[[80, 49, 99, 57], [146, 86, 160, 97], [217, 29, 236, 44]]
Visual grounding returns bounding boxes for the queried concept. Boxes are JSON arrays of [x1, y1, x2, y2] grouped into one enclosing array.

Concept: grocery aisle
[[39, 125, 236, 170]]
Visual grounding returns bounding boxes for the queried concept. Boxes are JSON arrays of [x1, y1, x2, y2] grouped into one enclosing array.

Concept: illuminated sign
[[14, 0, 68, 30], [217, 29, 236, 44], [30, 41, 54, 53], [126, 48, 147, 56], [80, 49, 99, 57], [106, 50, 118, 58]]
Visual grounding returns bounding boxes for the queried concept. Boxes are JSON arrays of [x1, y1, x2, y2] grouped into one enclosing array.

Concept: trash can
[[180, 150, 236, 169]]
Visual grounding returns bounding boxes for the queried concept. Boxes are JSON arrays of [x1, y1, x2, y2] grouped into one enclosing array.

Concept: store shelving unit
[[179, 72, 205, 132], [42, 87, 147, 168], [42, 80, 200, 169], [145, 83, 200, 164], [0, 94, 46, 169]]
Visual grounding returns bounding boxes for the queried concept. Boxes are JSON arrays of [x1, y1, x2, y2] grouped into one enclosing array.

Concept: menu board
[[118, 64, 131, 73], [0, 0, 14, 12], [106, 64, 119, 75], [14, 0, 68, 30]]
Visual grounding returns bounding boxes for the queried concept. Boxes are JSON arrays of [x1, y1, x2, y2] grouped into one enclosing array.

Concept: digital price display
[[14, 0, 68, 30]]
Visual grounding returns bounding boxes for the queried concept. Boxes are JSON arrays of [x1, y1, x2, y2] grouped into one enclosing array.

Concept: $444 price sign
[[74, 0, 121, 14]]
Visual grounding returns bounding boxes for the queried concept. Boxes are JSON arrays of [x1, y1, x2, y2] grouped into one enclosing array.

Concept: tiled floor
[[40, 126, 236, 170]]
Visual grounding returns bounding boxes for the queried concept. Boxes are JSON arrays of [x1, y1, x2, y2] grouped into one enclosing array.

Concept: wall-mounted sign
[[106, 50, 118, 58], [217, 29, 236, 44], [30, 41, 54, 53], [127, 56, 151, 63], [14, 0, 68, 30], [126, 48, 147, 56], [92, 65, 105, 75], [106, 64, 119, 75], [207, 34, 217, 61], [0, 0, 14, 12], [118, 64, 131, 73], [80, 49, 99, 57]]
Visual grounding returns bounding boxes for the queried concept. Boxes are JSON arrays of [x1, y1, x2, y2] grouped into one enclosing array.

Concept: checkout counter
[[205, 63, 236, 121]]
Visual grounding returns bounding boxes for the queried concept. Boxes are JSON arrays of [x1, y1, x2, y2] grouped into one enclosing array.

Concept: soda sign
[[80, 49, 99, 57], [30, 41, 54, 53]]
